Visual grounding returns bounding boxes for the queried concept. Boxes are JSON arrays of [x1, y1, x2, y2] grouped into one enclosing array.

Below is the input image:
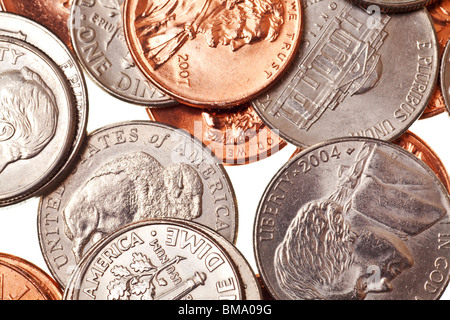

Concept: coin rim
[[253, 136, 450, 300]]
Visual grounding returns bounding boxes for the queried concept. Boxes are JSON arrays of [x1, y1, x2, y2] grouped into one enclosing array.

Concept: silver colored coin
[[349, 0, 438, 12], [183, 220, 263, 300], [440, 39, 450, 113], [38, 120, 238, 288], [0, 12, 88, 199], [69, 0, 175, 106], [0, 35, 76, 206], [254, 137, 450, 300], [252, 1, 438, 148], [63, 219, 243, 300]]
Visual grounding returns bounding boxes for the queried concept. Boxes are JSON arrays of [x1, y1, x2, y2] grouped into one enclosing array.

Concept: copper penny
[[0, 0, 73, 50], [0, 253, 62, 300], [123, 0, 303, 108], [147, 103, 287, 165], [420, 0, 450, 119]]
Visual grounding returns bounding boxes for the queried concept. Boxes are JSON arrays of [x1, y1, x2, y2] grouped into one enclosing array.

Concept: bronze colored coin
[[0, 0, 73, 50], [123, 0, 303, 108], [146, 103, 287, 165], [0, 253, 62, 300], [420, 0, 450, 119]]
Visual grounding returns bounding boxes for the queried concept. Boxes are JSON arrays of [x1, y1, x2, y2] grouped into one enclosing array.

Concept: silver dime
[[70, 0, 175, 106], [252, 0, 439, 148], [0, 35, 76, 206], [38, 120, 238, 288], [63, 219, 243, 300], [184, 220, 263, 300], [0, 12, 88, 198], [253, 137, 450, 300], [349, 0, 438, 12], [440, 38, 450, 114]]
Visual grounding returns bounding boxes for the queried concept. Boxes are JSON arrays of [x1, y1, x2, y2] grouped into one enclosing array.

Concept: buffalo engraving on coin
[[135, 0, 284, 69], [272, 142, 447, 299], [0, 67, 59, 174], [63, 151, 203, 263]]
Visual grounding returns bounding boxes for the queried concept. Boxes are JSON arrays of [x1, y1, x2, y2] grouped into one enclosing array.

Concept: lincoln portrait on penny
[[0, 67, 59, 174], [274, 142, 448, 300], [134, 0, 284, 69]]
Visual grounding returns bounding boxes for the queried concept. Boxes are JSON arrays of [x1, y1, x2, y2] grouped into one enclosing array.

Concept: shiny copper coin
[[123, 0, 303, 108], [0, 253, 62, 300], [0, 0, 73, 50], [420, 0, 450, 119], [147, 103, 287, 165]]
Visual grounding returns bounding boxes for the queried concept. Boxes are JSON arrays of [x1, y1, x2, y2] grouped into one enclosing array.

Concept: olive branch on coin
[[107, 252, 185, 300]]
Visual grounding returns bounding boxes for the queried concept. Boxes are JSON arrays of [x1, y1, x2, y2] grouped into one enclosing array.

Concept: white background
[[0, 75, 450, 300]]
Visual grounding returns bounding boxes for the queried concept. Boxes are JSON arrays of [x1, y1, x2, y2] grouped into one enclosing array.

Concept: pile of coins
[[0, 0, 450, 301]]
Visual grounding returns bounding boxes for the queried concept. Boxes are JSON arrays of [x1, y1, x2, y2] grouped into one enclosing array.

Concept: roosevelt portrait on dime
[[0, 67, 59, 174], [274, 142, 448, 300]]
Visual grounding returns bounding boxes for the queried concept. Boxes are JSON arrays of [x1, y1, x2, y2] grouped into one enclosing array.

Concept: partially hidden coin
[[252, 0, 439, 148], [420, 0, 450, 119], [349, 0, 438, 12], [0, 0, 73, 51], [254, 137, 450, 300], [38, 120, 238, 288], [123, 0, 303, 109], [69, 0, 175, 106], [0, 12, 89, 199], [63, 219, 244, 300], [0, 35, 76, 206], [147, 103, 287, 166], [0, 253, 62, 300], [290, 130, 450, 193], [440, 32, 450, 114]]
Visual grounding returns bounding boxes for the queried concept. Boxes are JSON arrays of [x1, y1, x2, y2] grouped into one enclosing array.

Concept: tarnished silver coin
[[70, 0, 175, 106], [0, 12, 88, 198], [0, 35, 76, 206], [254, 137, 450, 300], [63, 219, 243, 300], [350, 0, 438, 12], [38, 120, 238, 288], [252, 0, 438, 148], [440, 39, 450, 113]]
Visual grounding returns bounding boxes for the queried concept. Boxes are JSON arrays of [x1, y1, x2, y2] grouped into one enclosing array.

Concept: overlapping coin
[[0, 12, 88, 202], [147, 103, 287, 165], [38, 120, 238, 288], [440, 38, 450, 113], [254, 137, 450, 300], [420, 0, 450, 119], [69, 0, 175, 106], [122, 0, 303, 108], [63, 219, 245, 300], [253, 0, 439, 148], [0, 0, 73, 50], [0, 35, 77, 206], [0, 253, 62, 300]]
